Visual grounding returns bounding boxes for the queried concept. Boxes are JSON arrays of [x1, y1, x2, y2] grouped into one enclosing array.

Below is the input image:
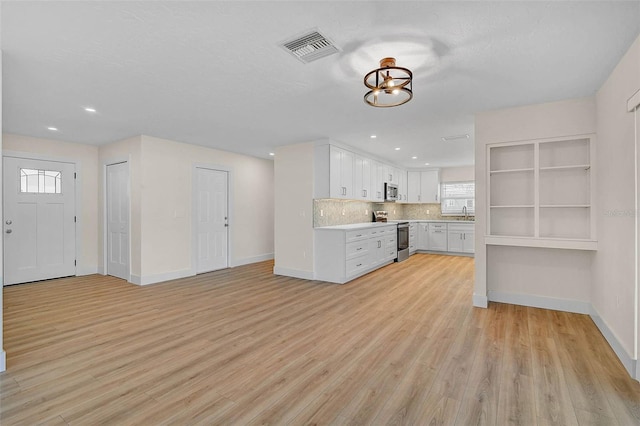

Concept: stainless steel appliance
[[384, 183, 398, 202], [396, 222, 409, 262]]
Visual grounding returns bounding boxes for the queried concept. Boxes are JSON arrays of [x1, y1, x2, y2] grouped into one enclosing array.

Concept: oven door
[[398, 225, 409, 250]]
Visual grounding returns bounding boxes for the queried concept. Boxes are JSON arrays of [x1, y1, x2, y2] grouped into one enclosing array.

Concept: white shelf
[[540, 204, 590, 208], [485, 235, 597, 251], [540, 164, 590, 171], [490, 168, 534, 174], [487, 135, 596, 248], [490, 205, 534, 208]]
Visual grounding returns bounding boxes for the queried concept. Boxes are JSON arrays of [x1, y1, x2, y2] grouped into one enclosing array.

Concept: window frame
[[440, 180, 475, 216]]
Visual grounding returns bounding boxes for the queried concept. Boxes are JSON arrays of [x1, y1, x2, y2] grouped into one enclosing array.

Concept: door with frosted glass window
[[3, 157, 76, 285]]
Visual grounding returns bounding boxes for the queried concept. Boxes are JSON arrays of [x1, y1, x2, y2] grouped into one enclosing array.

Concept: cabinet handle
[[357, 247, 362, 251], [356, 263, 362, 267], [378, 240, 382, 248]]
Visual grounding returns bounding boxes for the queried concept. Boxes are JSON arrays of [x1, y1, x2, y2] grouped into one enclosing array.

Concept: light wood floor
[[1, 254, 639, 425]]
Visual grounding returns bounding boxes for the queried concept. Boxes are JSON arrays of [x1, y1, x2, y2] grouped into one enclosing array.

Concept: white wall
[[3, 134, 100, 275], [474, 97, 597, 308], [273, 142, 315, 279], [136, 135, 274, 282], [593, 34, 640, 366], [440, 166, 474, 183]]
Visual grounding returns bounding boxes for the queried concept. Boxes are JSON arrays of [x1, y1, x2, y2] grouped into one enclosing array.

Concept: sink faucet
[[462, 205, 468, 220]]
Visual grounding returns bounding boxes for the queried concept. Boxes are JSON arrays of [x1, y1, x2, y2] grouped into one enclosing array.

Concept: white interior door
[[3, 156, 76, 285], [106, 162, 130, 280], [195, 168, 228, 273]]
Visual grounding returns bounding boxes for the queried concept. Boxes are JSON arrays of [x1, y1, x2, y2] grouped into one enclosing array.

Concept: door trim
[[3, 151, 79, 279], [191, 163, 233, 275], [102, 157, 131, 282]]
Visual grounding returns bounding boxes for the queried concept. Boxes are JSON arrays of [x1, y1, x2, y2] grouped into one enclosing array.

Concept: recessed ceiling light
[[424, 162, 430, 166], [84, 107, 97, 113], [394, 147, 400, 151], [47, 127, 58, 131], [412, 156, 417, 159], [370, 135, 377, 139], [441, 134, 470, 141], [269, 152, 275, 156]]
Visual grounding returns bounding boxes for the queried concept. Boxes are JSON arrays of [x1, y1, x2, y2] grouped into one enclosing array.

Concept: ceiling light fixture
[[370, 135, 377, 139], [364, 57, 412, 108], [424, 162, 430, 166], [84, 107, 97, 113], [412, 156, 417, 159], [269, 152, 275, 156], [47, 127, 58, 131], [395, 147, 401, 151]]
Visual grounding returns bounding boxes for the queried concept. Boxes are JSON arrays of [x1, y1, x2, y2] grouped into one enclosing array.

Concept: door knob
[[6, 229, 12, 234], [5, 220, 11, 225]]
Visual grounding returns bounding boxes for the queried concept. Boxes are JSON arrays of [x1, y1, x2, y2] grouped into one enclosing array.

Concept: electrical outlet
[[320, 209, 324, 217], [393, 209, 396, 214], [427, 209, 430, 214], [342, 209, 345, 216]]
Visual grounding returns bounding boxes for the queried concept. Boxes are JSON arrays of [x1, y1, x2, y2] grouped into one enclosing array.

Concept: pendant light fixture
[[364, 57, 413, 107]]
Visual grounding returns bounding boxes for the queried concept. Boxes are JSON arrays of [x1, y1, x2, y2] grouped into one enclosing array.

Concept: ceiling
[[2, 1, 639, 168]]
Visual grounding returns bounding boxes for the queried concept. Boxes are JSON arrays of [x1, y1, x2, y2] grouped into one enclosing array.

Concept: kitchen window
[[441, 181, 475, 216]]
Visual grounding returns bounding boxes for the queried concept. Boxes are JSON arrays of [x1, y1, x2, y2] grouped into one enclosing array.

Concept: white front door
[[106, 162, 130, 280], [195, 168, 228, 273], [3, 156, 76, 285]]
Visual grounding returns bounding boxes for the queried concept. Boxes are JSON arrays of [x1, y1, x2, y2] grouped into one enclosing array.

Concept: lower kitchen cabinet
[[447, 223, 475, 253], [409, 223, 417, 253], [417, 223, 429, 250], [315, 224, 397, 284], [428, 223, 448, 251]]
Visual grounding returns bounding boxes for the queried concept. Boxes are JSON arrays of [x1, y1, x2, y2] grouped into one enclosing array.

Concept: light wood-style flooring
[[1, 254, 639, 425]]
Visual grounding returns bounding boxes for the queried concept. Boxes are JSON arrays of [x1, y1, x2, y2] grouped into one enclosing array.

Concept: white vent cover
[[281, 30, 339, 64]]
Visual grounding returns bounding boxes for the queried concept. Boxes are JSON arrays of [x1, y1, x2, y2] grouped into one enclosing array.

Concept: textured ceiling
[[2, 1, 639, 168]]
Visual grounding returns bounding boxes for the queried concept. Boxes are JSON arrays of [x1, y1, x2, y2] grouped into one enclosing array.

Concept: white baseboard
[[0, 350, 6, 372], [230, 253, 274, 267], [76, 266, 99, 276], [273, 266, 314, 281], [97, 266, 105, 275], [487, 291, 590, 314], [131, 269, 193, 286], [473, 293, 488, 308], [589, 306, 637, 379]]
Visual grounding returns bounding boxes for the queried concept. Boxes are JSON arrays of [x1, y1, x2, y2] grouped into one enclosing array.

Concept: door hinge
[[74, 216, 77, 223], [74, 172, 77, 179], [74, 260, 77, 266]]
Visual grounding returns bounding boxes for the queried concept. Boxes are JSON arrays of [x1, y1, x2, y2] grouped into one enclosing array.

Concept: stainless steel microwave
[[384, 183, 398, 202]]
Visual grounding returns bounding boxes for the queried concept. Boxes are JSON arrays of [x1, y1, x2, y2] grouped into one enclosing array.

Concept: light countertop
[[316, 220, 474, 230]]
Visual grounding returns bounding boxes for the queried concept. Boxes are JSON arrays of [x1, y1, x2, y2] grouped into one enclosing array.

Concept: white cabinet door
[[420, 170, 440, 203], [397, 170, 408, 203], [407, 171, 421, 203], [428, 222, 448, 251], [329, 146, 354, 199], [354, 156, 372, 200], [371, 161, 385, 201], [463, 230, 475, 253], [409, 223, 417, 253], [417, 223, 429, 250], [447, 230, 464, 252]]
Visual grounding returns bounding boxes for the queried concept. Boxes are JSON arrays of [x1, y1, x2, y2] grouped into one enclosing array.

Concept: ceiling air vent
[[281, 30, 339, 64]]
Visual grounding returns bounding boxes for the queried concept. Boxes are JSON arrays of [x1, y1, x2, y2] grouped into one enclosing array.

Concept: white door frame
[[3, 151, 80, 279], [102, 157, 131, 282], [191, 163, 233, 275]]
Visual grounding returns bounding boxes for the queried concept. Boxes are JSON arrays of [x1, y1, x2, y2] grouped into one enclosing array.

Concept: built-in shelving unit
[[486, 135, 596, 250]]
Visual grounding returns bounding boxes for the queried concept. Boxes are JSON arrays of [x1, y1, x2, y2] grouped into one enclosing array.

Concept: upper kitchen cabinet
[[407, 170, 440, 203], [383, 165, 399, 185], [314, 144, 355, 199], [371, 160, 385, 202], [354, 155, 372, 201], [397, 170, 408, 203], [486, 134, 596, 250]]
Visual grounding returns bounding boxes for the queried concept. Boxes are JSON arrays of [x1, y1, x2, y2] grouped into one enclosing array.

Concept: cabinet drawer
[[346, 229, 371, 243], [346, 255, 369, 276], [429, 223, 447, 230], [346, 240, 369, 259], [387, 236, 397, 246], [448, 223, 474, 232]]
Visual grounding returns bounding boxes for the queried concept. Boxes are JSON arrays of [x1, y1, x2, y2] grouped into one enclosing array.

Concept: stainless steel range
[[396, 222, 409, 262]]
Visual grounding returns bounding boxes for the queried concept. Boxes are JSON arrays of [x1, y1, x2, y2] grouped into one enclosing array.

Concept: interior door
[[195, 168, 228, 273], [106, 162, 130, 280], [3, 156, 76, 285]]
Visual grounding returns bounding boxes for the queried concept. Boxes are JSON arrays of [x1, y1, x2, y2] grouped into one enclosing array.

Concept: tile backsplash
[[313, 199, 474, 227]]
